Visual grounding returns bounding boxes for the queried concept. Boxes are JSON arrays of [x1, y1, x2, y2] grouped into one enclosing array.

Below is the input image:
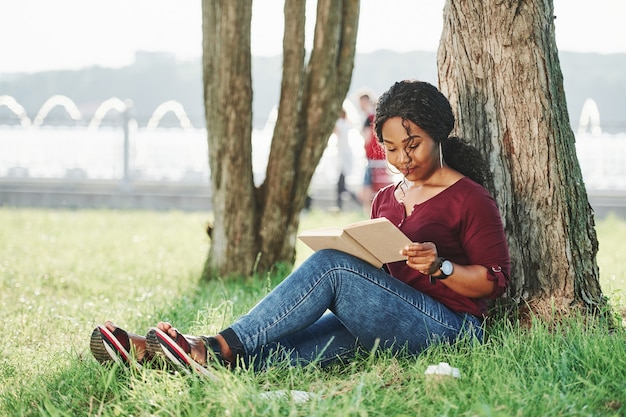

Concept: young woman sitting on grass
[[90, 80, 510, 376]]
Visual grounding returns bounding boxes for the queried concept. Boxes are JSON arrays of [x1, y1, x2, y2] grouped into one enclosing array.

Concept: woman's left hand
[[402, 243, 497, 298], [401, 242, 439, 275]]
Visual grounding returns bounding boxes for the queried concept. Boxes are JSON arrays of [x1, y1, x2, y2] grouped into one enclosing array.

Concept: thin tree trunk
[[256, 0, 360, 272], [438, 0, 603, 317]]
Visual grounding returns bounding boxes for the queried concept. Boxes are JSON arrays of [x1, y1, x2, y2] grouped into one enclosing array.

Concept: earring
[[439, 142, 443, 169]]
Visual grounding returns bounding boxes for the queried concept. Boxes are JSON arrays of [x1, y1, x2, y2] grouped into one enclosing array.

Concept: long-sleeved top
[[371, 177, 510, 317]]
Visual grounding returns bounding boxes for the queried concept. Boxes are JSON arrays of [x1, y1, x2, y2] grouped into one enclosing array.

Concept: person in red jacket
[[91, 80, 510, 376], [359, 93, 392, 214]]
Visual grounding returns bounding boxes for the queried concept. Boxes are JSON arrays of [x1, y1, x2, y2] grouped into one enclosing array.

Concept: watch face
[[441, 260, 453, 276]]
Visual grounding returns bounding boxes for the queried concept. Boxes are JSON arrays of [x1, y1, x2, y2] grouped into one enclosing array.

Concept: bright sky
[[0, 0, 625, 74]]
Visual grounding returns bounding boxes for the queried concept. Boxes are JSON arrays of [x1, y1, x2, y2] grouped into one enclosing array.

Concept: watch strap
[[429, 258, 451, 284]]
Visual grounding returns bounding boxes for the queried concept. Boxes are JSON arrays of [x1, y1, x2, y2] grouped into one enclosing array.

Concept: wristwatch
[[431, 257, 453, 282]]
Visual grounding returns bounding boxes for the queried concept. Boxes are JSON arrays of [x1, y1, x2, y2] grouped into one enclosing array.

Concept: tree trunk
[[202, 0, 257, 277], [258, 0, 360, 271], [202, 0, 359, 278], [437, 0, 604, 317]]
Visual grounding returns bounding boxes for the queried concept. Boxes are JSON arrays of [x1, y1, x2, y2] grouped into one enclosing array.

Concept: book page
[[297, 227, 382, 267], [343, 218, 411, 264], [297, 217, 411, 268]]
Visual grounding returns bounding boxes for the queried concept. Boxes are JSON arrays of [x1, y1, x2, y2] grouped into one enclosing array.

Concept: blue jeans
[[228, 249, 483, 369]]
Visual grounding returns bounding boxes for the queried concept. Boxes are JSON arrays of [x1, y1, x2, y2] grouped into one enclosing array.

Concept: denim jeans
[[229, 249, 483, 369]]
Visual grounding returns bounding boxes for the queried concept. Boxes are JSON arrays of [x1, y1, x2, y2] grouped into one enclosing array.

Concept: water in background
[[1, 92, 625, 213], [1, 126, 624, 190], [0, 125, 369, 191]]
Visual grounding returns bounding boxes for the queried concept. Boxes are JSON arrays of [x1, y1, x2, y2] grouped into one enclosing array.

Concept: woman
[[91, 80, 510, 375]]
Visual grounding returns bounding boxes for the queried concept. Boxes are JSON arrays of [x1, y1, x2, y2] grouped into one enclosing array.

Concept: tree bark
[[202, 0, 257, 277], [202, 0, 359, 277], [437, 0, 604, 317], [258, 0, 360, 271]]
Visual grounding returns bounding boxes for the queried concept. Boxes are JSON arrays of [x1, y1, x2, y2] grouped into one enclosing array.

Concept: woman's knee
[[308, 249, 362, 267]]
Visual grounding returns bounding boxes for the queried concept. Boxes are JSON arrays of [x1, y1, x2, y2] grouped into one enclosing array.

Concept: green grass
[[0, 208, 625, 416], [596, 215, 626, 312]]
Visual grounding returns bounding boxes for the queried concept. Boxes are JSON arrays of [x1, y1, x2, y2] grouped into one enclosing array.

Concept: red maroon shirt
[[371, 177, 510, 317]]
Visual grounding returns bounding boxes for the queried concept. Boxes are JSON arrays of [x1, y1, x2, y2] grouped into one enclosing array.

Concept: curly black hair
[[374, 80, 490, 186]]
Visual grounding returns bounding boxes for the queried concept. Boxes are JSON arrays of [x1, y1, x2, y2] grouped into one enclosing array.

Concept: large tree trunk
[[437, 0, 604, 317], [202, 0, 359, 277]]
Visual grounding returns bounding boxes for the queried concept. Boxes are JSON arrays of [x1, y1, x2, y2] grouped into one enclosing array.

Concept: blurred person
[[334, 108, 361, 210], [359, 93, 392, 214]]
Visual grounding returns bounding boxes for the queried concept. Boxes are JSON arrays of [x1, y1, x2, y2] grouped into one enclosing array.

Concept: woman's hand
[[401, 242, 439, 275]]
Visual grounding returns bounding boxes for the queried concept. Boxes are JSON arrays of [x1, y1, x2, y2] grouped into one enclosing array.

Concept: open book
[[297, 217, 412, 268]]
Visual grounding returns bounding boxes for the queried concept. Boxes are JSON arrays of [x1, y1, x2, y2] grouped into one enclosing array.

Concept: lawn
[[0, 208, 624, 416]]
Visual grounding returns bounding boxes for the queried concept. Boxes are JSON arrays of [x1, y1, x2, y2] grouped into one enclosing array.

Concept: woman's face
[[380, 117, 439, 182]]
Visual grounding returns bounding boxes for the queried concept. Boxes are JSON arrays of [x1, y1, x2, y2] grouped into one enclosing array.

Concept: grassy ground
[[0, 208, 624, 416]]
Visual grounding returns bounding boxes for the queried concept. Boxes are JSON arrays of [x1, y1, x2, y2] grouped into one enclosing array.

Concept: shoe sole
[[90, 325, 142, 370], [146, 328, 217, 380]]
